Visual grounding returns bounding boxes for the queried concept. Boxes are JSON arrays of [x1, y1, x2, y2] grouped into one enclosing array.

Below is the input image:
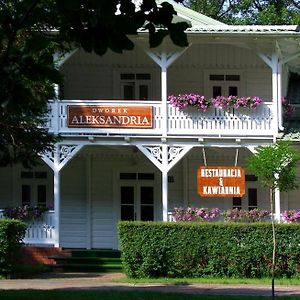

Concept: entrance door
[[120, 184, 155, 221]]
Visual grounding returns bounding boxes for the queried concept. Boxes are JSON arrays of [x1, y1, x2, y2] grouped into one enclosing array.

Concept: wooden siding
[[168, 163, 184, 209], [246, 70, 272, 101], [60, 158, 87, 248], [91, 158, 115, 249], [61, 44, 272, 101]]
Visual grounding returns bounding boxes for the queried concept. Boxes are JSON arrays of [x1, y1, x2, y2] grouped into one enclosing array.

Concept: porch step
[[51, 249, 122, 273]]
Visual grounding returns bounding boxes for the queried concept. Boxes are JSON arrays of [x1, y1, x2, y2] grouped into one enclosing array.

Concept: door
[[120, 184, 155, 221]]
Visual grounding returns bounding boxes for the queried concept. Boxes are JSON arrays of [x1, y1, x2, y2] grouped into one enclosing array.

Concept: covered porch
[[0, 143, 296, 248], [30, 144, 282, 248]]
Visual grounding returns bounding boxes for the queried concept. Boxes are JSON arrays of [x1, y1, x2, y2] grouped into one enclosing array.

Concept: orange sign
[[68, 105, 153, 128], [197, 166, 245, 197]]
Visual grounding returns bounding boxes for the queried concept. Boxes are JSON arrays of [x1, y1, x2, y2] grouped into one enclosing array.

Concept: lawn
[[1, 291, 300, 300]]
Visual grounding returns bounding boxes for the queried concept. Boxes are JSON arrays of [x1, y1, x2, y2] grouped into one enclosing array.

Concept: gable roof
[[156, 0, 225, 26]]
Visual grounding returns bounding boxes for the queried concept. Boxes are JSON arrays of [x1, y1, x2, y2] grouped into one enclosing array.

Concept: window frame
[[204, 70, 245, 99], [19, 169, 52, 207], [113, 69, 154, 100]]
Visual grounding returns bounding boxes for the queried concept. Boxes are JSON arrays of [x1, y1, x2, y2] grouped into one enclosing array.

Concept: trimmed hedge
[[118, 221, 300, 278], [0, 219, 27, 277]]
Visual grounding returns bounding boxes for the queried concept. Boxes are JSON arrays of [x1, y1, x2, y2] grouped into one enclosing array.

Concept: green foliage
[[186, 0, 300, 25], [247, 141, 300, 192], [0, 219, 27, 277], [118, 221, 300, 278]]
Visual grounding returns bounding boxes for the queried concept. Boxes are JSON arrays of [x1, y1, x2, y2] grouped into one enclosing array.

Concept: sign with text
[[197, 166, 245, 197], [68, 105, 153, 128]]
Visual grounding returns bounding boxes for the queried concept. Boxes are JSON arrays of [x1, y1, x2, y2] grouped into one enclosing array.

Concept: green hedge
[[118, 221, 300, 278], [0, 219, 27, 277]]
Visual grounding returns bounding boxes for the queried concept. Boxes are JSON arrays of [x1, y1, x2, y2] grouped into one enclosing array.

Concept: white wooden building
[[0, 0, 300, 249]]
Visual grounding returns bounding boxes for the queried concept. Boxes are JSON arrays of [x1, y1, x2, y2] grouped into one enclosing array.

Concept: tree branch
[[0, 0, 41, 67], [216, 0, 226, 16]]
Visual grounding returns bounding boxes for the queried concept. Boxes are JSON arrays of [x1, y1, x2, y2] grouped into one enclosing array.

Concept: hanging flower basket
[[168, 93, 263, 112]]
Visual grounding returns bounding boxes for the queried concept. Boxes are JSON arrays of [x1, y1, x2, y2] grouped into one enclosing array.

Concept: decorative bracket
[[146, 47, 189, 69], [41, 144, 83, 171], [137, 145, 193, 173]]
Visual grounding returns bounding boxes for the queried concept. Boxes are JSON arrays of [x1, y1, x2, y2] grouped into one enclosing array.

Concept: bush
[[3, 205, 49, 222], [0, 219, 27, 277], [118, 221, 300, 279]]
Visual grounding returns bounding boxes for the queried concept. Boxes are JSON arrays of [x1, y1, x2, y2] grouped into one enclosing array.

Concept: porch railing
[[47, 100, 274, 137], [0, 210, 55, 245]]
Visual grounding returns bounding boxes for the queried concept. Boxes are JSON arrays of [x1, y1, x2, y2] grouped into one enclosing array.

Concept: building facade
[[1, 1, 300, 249]]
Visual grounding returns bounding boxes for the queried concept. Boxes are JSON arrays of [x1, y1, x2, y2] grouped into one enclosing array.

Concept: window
[[20, 170, 49, 207], [245, 174, 258, 182], [37, 185, 47, 206], [119, 73, 152, 100], [233, 197, 242, 210], [22, 185, 31, 206], [287, 73, 300, 104], [248, 188, 257, 210], [206, 72, 242, 98]]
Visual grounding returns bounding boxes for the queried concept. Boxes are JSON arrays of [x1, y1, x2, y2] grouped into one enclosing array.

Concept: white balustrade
[[47, 100, 274, 137], [47, 100, 164, 135], [168, 103, 274, 136], [0, 210, 55, 245]]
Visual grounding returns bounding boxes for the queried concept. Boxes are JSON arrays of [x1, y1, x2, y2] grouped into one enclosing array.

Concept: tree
[[0, 0, 189, 167], [247, 141, 300, 298], [186, 0, 300, 24]]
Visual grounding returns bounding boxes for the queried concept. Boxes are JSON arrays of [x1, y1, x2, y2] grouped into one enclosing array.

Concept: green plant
[[3, 205, 49, 222], [118, 221, 300, 279], [247, 141, 300, 298], [168, 94, 262, 111], [0, 219, 27, 277]]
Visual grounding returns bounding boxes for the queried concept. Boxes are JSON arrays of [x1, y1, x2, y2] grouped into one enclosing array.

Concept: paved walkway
[[1, 272, 300, 297]]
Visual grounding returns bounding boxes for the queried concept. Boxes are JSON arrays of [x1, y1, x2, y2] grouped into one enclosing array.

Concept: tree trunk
[[270, 188, 276, 299]]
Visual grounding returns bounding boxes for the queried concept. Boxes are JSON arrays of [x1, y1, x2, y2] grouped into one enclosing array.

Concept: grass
[[1, 291, 300, 300], [117, 276, 300, 286]]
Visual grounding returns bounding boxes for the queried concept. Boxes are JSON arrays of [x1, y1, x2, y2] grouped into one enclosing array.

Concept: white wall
[[60, 157, 87, 248], [91, 157, 115, 249], [168, 44, 272, 100], [61, 43, 272, 102], [61, 48, 159, 100]]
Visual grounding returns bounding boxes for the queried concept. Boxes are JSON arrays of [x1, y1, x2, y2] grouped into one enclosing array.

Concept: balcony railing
[[0, 210, 55, 245], [47, 100, 275, 138]]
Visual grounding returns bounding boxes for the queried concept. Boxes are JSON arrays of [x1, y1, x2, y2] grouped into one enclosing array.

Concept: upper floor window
[[205, 71, 242, 98], [119, 72, 152, 100]]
